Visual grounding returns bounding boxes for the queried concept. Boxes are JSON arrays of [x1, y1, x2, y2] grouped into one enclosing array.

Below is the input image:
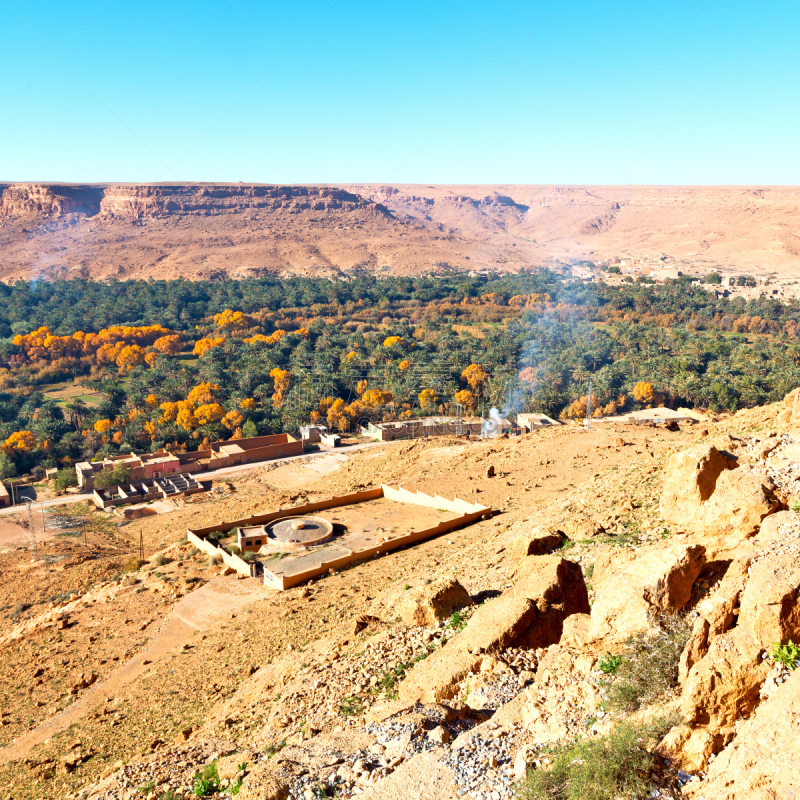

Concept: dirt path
[[0, 576, 268, 766]]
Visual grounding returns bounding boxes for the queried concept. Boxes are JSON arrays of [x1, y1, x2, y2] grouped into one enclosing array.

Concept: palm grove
[[0, 270, 799, 478]]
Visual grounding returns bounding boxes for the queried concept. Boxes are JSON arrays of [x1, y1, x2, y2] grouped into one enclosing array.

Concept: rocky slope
[[2, 397, 800, 799], [2, 183, 800, 281]]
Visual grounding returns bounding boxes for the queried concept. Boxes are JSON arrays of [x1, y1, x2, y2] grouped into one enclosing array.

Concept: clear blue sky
[[1, 0, 799, 184]]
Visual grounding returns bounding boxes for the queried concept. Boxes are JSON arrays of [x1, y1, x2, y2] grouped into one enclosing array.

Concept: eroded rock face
[[660, 445, 736, 521], [396, 578, 473, 627], [398, 557, 587, 703], [739, 553, 800, 649], [0, 183, 102, 217], [589, 544, 706, 643], [660, 444, 779, 553], [680, 626, 770, 731], [683, 668, 800, 800]]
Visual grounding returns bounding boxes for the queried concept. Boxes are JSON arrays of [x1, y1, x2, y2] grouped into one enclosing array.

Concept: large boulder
[[738, 549, 800, 649], [682, 668, 800, 800], [396, 578, 473, 627], [589, 543, 706, 643], [660, 445, 779, 554], [398, 557, 587, 703], [680, 626, 770, 732], [660, 445, 736, 521], [506, 527, 567, 562], [397, 595, 537, 703], [511, 556, 590, 648], [557, 513, 606, 540]]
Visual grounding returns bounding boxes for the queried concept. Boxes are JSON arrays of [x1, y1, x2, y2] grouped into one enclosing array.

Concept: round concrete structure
[[266, 515, 334, 548]]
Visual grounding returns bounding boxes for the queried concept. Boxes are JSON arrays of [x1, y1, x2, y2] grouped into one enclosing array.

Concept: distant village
[[569, 255, 800, 301]]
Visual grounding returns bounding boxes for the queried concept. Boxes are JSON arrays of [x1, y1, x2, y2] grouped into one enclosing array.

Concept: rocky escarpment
[[0, 184, 103, 217], [0, 184, 391, 221], [98, 185, 392, 219]]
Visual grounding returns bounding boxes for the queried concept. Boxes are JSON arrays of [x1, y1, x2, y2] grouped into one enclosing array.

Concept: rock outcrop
[[506, 527, 567, 562], [0, 183, 102, 217], [660, 445, 779, 553], [398, 556, 588, 703], [396, 578, 473, 627], [683, 668, 800, 800], [589, 543, 706, 643]]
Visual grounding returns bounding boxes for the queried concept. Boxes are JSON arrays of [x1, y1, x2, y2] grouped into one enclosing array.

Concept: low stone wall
[[186, 531, 253, 578], [188, 484, 491, 591]]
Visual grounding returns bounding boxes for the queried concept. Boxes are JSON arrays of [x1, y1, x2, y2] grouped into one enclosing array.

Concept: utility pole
[[25, 499, 35, 559], [586, 379, 593, 428]]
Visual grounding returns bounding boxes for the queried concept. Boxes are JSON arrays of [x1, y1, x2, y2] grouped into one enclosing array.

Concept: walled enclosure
[[187, 484, 492, 590]]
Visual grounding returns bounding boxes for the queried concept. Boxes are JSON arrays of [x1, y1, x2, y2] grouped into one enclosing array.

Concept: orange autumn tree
[[153, 335, 182, 356], [270, 368, 291, 409], [454, 389, 476, 413], [222, 410, 245, 430], [94, 419, 113, 434], [3, 431, 36, 455], [213, 309, 255, 331], [193, 404, 226, 426], [462, 364, 490, 400], [116, 344, 146, 371], [187, 382, 220, 406], [193, 336, 225, 357], [632, 381, 654, 407], [418, 388, 438, 411]]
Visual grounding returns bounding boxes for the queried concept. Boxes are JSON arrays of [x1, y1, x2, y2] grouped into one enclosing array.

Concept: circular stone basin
[[266, 516, 334, 548]]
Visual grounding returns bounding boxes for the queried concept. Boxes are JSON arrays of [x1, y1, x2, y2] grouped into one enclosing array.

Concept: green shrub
[[339, 696, 363, 717], [151, 553, 167, 567], [94, 465, 130, 490], [607, 615, 691, 711], [446, 610, 467, 634], [10, 601, 31, 622], [515, 716, 677, 800], [193, 761, 219, 797], [207, 554, 222, 567], [771, 640, 800, 670], [598, 654, 621, 675]]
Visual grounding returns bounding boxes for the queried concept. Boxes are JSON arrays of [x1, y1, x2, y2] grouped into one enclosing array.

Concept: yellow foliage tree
[[362, 389, 393, 406], [145, 394, 159, 409], [462, 364, 489, 397], [144, 352, 159, 369], [116, 344, 146, 370], [222, 410, 245, 430], [356, 380, 368, 396], [418, 388, 438, 411], [193, 337, 225, 357], [566, 397, 589, 419], [239, 398, 256, 410], [398, 359, 410, 371], [3, 430, 36, 454], [270, 368, 291, 409], [94, 419, 113, 434], [632, 382, 654, 407], [153, 335, 182, 356], [383, 336, 404, 348], [213, 309, 255, 331], [454, 389, 476, 412], [188, 382, 220, 406], [193, 404, 226, 426]]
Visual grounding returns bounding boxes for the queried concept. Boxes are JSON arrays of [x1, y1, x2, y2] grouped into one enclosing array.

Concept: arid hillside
[[3, 392, 800, 800], [1, 183, 800, 282]]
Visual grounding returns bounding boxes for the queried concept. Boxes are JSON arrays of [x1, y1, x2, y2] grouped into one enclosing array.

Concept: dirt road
[[0, 575, 268, 766]]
